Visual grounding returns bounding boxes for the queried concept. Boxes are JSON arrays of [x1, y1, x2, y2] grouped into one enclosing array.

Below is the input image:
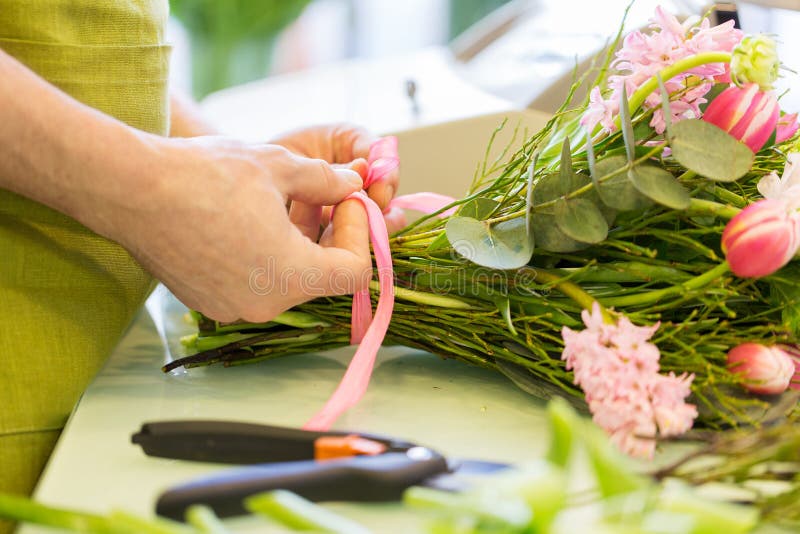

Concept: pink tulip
[[702, 83, 780, 153], [721, 199, 800, 278], [776, 112, 799, 144], [727, 343, 795, 395], [777, 344, 800, 390]]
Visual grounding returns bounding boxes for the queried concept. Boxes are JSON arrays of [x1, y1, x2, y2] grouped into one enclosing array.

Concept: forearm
[[169, 90, 217, 137], [0, 48, 161, 239]]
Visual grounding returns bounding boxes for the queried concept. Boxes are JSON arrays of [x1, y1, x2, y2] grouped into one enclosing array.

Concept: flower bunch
[[583, 6, 742, 134], [174, 5, 800, 468]]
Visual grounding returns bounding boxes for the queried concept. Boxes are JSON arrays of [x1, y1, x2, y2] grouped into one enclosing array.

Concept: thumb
[[280, 153, 364, 205]]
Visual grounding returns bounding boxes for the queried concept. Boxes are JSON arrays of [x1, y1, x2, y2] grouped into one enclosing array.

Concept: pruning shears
[[132, 420, 508, 521]]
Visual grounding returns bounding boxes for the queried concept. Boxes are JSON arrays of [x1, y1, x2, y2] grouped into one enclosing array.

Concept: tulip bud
[[781, 344, 800, 390], [702, 84, 780, 153], [721, 199, 800, 278], [727, 343, 794, 394], [731, 34, 780, 91]]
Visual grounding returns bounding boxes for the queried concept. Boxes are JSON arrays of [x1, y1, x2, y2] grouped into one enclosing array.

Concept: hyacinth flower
[[722, 198, 800, 278], [727, 343, 795, 395], [702, 83, 780, 153], [561, 303, 697, 458]]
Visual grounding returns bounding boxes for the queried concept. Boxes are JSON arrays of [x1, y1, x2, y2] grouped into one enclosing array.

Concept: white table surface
[[22, 288, 552, 533]]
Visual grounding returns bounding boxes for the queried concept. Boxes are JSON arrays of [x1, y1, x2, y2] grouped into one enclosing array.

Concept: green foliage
[[592, 155, 653, 211], [555, 198, 609, 244], [669, 120, 754, 182], [628, 165, 691, 210], [446, 216, 534, 269]]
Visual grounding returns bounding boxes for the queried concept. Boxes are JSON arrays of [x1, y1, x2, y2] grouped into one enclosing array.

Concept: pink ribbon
[[303, 137, 455, 431]]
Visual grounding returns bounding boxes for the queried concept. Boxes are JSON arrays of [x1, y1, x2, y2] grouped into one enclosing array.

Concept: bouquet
[[172, 4, 800, 463]]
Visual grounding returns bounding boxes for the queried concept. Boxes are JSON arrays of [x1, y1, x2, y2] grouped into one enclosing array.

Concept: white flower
[[758, 153, 800, 211]]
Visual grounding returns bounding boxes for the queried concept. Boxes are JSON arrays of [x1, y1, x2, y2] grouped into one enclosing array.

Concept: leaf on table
[[669, 119, 754, 182]]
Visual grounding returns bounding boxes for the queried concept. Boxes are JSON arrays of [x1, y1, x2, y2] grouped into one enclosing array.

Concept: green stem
[[600, 261, 730, 307], [372, 281, 474, 309], [616, 51, 732, 129], [522, 268, 610, 321], [686, 198, 740, 220]]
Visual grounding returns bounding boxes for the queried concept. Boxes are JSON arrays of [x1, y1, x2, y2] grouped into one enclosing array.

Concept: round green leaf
[[628, 165, 691, 210], [555, 198, 609, 244], [593, 155, 652, 211], [532, 214, 588, 252], [669, 119, 754, 182], [446, 216, 534, 269], [458, 197, 501, 219]]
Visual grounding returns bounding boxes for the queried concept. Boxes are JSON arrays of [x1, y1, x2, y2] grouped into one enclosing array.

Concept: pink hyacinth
[[581, 6, 742, 134], [561, 303, 697, 458]]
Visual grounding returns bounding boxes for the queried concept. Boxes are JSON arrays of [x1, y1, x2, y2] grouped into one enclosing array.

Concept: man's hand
[[117, 136, 373, 323], [271, 124, 403, 237]]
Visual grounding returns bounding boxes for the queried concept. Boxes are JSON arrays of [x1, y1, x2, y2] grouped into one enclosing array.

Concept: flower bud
[[727, 343, 794, 395], [781, 344, 800, 390], [721, 199, 800, 278], [731, 34, 780, 91], [702, 83, 780, 153]]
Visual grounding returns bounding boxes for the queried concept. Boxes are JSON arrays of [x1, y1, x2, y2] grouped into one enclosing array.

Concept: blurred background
[[169, 0, 512, 97], [166, 0, 800, 138]]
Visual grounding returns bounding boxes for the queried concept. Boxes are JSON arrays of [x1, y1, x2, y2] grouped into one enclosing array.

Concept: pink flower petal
[[776, 112, 799, 144]]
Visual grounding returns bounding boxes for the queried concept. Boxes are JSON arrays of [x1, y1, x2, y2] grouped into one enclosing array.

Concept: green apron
[[0, 0, 170, 526]]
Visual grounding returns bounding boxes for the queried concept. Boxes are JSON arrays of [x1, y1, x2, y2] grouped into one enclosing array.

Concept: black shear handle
[[156, 450, 448, 520], [132, 420, 415, 464]]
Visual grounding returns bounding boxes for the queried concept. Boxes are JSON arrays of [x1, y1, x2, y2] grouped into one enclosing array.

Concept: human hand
[[109, 136, 373, 323], [271, 124, 404, 235]]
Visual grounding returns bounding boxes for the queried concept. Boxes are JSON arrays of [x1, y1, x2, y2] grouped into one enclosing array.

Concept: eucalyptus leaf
[[555, 198, 609, 244], [532, 220, 589, 253], [628, 165, 691, 210], [446, 216, 534, 269], [619, 85, 636, 163], [656, 73, 674, 138], [593, 155, 652, 211], [669, 120, 754, 182], [458, 197, 501, 220], [531, 172, 590, 252]]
